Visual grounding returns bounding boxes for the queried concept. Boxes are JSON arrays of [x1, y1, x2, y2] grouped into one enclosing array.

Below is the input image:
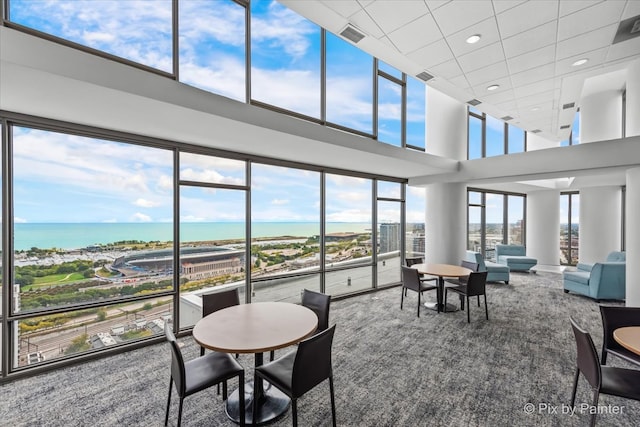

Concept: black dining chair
[[254, 325, 337, 427], [444, 270, 488, 323], [445, 260, 479, 287], [271, 288, 331, 361], [401, 265, 438, 317], [164, 322, 246, 427], [599, 305, 640, 366], [201, 288, 240, 356], [569, 317, 640, 426], [405, 256, 437, 287]]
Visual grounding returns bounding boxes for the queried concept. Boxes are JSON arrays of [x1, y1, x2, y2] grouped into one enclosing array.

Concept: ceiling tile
[[364, 0, 430, 33], [465, 61, 509, 86], [479, 88, 516, 104], [424, 0, 451, 12], [496, 0, 558, 38], [387, 13, 442, 54], [606, 36, 640, 62], [445, 17, 501, 57], [428, 59, 463, 79], [349, 9, 385, 39], [507, 44, 556, 74], [509, 63, 555, 87], [447, 74, 470, 90], [559, 0, 602, 17], [457, 41, 505, 73], [471, 75, 512, 97], [491, 0, 527, 15], [556, 24, 618, 60], [514, 80, 555, 99], [622, 0, 640, 19], [558, 1, 626, 40], [502, 20, 558, 58], [430, 0, 495, 36], [555, 47, 608, 76], [321, 0, 363, 17], [406, 39, 454, 68], [515, 90, 557, 108]]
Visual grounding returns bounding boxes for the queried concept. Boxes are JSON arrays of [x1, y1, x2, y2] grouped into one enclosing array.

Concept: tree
[[96, 308, 107, 321], [65, 334, 90, 354]]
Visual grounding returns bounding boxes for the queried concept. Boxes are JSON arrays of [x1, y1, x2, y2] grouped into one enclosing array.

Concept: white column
[[579, 186, 622, 264], [423, 88, 467, 264], [526, 190, 560, 266], [626, 59, 640, 137], [580, 90, 623, 143], [626, 168, 640, 307], [425, 182, 467, 264]]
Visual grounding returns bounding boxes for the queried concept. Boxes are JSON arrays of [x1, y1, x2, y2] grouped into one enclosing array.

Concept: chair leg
[[477, 295, 480, 307], [484, 295, 488, 320], [417, 289, 421, 317], [292, 398, 298, 427], [252, 373, 259, 425], [400, 286, 404, 310], [570, 368, 579, 407], [270, 350, 274, 361], [444, 289, 448, 311], [177, 397, 184, 427], [466, 296, 470, 323], [459, 295, 464, 311], [590, 390, 600, 427], [222, 380, 228, 400], [601, 350, 608, 365], [238, 372, 246, 427], [165, 379, 172, 426], [329, 375, 337, 427], [200, 346, 205, 357]]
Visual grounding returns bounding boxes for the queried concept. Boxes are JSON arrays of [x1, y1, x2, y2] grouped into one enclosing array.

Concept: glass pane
[[468, 115, 482, 159], [326, 266, 372, 296], [571, 110, 581, 145], [179, 186, 246, 327], [378, 201, 401, 286], [571, 194, 580, 264], [560, 194, 569, 264], [251, 0, 321, 117], [486, 115, 505, 157], [560, 139, 570, 147], [325, 174, 372, 267], [377, 76, 402, 146], [180, 152, 246, 185], [406, 77, 426, 150], [469, 106, 482, 115], [468, 206, 481, 252], [406, 185, 425, 258], [378, 60, 402, 79], [251, 274, 320, 303], [179, 0, 246, 101], [10, 0, 172, 73], [468, 191, 482, 205], [378, 181, 401, 199], [507, 195, 524, 245], [251, 164, 320, 281], [508, 125, 525, 154], [326, 32, 373, 134], [13, 127, 174, 313], [485, 193, 504, 260]]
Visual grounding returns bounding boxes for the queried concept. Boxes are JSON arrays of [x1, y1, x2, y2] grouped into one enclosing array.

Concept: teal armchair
[[563, 251, 626, 301], [465, 251, 509, 284]]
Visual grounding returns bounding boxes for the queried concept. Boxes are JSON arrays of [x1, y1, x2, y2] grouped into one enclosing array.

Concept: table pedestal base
[[226, 380, 290, 425], [424, 301, 459, 313]]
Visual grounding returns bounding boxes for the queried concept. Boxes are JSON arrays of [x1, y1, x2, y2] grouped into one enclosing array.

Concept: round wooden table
[[613, 326, 640, 356], [193, 302, 318, 425], [411, 263, 473, 312]]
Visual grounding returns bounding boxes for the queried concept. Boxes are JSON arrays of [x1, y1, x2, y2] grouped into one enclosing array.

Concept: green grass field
[[26, 273, 87, 290]]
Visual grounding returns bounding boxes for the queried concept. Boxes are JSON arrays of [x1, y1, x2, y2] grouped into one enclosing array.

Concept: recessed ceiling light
[[572, 58, 588, 66], [486, 84, 500, 91], [466, 34, 481, 44]]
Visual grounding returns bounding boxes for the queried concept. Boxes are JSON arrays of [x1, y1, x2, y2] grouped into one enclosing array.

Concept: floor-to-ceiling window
[[467, 189, 526, 261], [377, 181, 402, 285], [560, 192, 580, 265], [405, 186, 426, 258], [468, 108, 527, 159]]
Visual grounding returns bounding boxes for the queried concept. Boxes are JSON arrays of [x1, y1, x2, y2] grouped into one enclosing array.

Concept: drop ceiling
[[280, 0, 640, 142]]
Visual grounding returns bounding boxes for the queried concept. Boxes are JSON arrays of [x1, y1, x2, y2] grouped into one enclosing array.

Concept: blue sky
[[9, 0, 427, 224]]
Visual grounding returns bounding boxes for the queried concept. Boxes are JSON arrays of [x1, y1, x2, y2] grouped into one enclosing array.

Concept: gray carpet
[[2, 271, 638, 426]]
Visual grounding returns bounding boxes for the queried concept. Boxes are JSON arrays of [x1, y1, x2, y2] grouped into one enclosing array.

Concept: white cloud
[[134, 198, 159, 208], [271, 199, 289, 205], [131, 212, 152, 222], [14, 217, 28, 223]]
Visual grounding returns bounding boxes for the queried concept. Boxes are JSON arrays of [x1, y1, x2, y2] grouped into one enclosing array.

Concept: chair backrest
[[291, 324, 336, 398], [465, 251, 487, 272], [302, 289, 331, 333], [495, 244, 526, 257], [164, 322, 187, 396], [405, 256, 424, 267], [570, 317, 601, 390], [202, 288, 240, 317], [465, 271, 487, 296], [600, 305, 640, 353], [401, 266, 422, 292], [605, 251, 626, 262], [461, 260, 479, 272]]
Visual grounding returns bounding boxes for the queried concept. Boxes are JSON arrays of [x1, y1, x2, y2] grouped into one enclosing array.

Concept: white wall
[[426, 88, 467, 159], [581, 90, 623, 143], [579, 186, 622, 264], [627, 59, 640, 138], [527, 190, 560, 266], [526, 133, 558, 151], [626, 168, 640, 306]]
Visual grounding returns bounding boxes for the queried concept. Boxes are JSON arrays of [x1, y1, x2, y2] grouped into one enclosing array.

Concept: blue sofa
[[563, 251, 626, 301], [495, 244, 537, 272], [465, 251, 509, 284]]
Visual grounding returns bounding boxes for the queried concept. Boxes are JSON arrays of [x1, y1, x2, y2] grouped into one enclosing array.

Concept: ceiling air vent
[[501, 115, 514, 121], [467, 99, 482, 106], [531, 129, 542, 133], [560, 125, 571, 130], [416, 71, 434, 82], [339, 24, 366, 44], [563, 102, 575, 110], [613, 14, 640, 44]]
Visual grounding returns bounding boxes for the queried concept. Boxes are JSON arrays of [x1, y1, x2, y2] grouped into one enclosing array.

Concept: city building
[[0, 0, 639, 392]]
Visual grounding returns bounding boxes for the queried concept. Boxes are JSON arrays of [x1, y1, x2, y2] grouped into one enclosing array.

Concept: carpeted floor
[[1, 271, 638, 426]]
